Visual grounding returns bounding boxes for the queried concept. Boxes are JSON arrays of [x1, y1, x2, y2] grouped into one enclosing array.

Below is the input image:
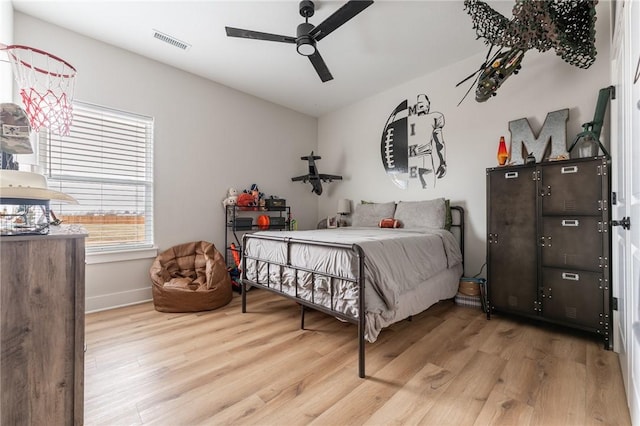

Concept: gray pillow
[[351, 202, 396, 227], [394, 198, 446, 229]]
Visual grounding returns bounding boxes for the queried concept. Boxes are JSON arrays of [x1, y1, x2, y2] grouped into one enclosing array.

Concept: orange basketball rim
[[1, 43, 77, 136]]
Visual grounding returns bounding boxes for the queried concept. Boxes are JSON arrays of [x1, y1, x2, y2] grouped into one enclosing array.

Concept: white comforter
[[244, 227, 463, 342]]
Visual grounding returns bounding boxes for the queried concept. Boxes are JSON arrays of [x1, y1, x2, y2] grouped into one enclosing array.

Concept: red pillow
[[378, 218, 401, 228]]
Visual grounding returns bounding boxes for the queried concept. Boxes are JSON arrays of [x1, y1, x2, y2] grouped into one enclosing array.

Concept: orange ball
[[257, 215, 270, 230], [237, 192, 254, 207]]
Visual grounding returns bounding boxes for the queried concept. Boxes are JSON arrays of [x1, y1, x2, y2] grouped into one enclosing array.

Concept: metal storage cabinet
[[486, 163, 538, 316], [224, 204, 291, 267], [541, 267, 604, 330], [486, 156, 611, 348]]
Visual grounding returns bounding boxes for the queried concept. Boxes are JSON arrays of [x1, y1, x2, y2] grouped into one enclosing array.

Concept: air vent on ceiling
[[152, 29, 191, 51]]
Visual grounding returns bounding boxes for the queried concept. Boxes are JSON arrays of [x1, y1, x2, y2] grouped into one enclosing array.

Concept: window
[[38, 101, 154, 254]]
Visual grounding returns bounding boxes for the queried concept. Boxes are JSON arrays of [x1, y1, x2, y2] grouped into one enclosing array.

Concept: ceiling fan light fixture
[[296, 36, 316, 56], [296, 22, 316, 56], [225, 0, 373, 82]]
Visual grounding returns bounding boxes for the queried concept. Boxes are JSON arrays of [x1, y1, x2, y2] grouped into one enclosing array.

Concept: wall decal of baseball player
[[380, 93, 447, 189]]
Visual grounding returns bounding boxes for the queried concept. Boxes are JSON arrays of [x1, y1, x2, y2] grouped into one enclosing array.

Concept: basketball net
[[1, 44, 77, 136]]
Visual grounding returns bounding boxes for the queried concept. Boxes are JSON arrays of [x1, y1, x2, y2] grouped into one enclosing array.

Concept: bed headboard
[[449, 205, 465, 267]]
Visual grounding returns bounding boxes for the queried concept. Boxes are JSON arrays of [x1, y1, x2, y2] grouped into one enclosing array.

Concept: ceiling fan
[[225, 0, 374, 83]]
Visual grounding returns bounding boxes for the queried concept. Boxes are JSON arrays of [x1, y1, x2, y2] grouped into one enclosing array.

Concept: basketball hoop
[[1, 44, 77, 136]]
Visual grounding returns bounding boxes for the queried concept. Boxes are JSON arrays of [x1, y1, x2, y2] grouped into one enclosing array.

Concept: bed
[[240, 198, 465, 378]]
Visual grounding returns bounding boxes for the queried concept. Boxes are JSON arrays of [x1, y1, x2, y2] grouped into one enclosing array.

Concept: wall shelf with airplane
[[291, 151, 342, 195]]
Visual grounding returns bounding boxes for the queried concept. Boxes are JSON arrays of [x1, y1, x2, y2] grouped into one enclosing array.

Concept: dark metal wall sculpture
[[459, 0, 598, 103], [380, 94, 447, 190]]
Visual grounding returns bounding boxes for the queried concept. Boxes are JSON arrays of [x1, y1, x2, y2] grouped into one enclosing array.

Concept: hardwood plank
[[529, 356, 587, 426], [418, 351, 507, 425], [137, 331, 325, 423], [491, 351, 543, 407], [194, 394, 265, 426], [473, 387, 534, 426], [84, 400, 142, 426], [478, 316, 527, 360], [223, 340, 358, 425], [244, 317, 436, 424], [83, 291, 631, 425], [422, 310, 500, 375], [268, 366, 359, 425], [309, 316, 456, 425], [585, 341, 633, 425], [363, 363, 453, 425], [138, 341, 315, 424], [519, 317, 591, 364]]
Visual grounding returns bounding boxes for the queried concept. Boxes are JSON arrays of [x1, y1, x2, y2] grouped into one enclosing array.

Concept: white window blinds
[[38, 101, 154, 253]]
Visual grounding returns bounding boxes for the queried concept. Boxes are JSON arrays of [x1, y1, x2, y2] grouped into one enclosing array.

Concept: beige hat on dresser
[[0, 170, 78, 203]]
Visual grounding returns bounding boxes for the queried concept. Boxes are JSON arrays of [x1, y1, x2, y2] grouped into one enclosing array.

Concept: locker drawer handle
[[562, 219, 579, 227], [562, 272, 580, 281], [561, 166, 578, 174], [505, 171, 518, 179]]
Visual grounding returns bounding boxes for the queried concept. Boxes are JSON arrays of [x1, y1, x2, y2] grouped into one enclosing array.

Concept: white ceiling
[[11, 0, 514, 117]]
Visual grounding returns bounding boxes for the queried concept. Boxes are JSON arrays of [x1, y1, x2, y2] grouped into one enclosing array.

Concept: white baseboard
[[85, 287, 152, 313]]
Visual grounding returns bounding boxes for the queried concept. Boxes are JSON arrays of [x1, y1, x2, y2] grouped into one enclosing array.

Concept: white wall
[[317, 1, 611, 278], [14, 12, 319, 311], [11, 2, 612, 309], [0, 1, 13, 101]]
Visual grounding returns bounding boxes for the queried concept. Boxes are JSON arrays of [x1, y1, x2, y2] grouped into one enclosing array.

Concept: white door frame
[[610, 1, 639, 423]]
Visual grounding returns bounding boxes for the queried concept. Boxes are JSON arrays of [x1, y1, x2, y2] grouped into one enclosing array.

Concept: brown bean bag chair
[[150, 241, 232, 313]]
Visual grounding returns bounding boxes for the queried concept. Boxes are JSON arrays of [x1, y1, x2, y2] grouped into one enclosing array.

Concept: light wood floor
[[84, 290, 631, 426]]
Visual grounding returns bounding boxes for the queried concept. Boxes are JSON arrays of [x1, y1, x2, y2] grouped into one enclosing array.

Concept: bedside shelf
[[224, 204, 291, 267]]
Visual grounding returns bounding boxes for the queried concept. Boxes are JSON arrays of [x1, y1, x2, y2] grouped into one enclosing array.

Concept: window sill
[[86, 246, 158, 264]]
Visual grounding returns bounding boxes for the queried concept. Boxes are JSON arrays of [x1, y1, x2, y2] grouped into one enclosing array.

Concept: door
[[610, 1, 639, 423], [487, 165, 538, 315]]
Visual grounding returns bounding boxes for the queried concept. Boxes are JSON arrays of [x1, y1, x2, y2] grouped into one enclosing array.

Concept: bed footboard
[[241, 234, 367, 378], [240, 205, 465, 379]]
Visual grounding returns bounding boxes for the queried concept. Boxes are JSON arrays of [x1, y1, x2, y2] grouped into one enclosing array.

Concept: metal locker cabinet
[[487, 164, 537, 316], [540, 216, 604, 271], [541, 267, 604, 331], [486, 156, 611, 348], [540, 158, 605, 216], [538, 156, 611, 347]]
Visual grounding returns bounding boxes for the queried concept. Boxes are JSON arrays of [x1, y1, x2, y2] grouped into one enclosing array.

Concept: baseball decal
[[380, 94, 447, 189]]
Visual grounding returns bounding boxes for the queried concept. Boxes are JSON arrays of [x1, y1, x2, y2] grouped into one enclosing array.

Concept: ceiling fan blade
[[225, 26, 296, 44], [310, 0, 374, 42], [308, 50, 333, 82]]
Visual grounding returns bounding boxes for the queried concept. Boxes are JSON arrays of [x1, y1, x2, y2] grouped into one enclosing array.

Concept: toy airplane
[[458, 0, 597, 105], [291, 151, 342, 195], [475, 48, 524, 102], [457, 46, 524, 105]]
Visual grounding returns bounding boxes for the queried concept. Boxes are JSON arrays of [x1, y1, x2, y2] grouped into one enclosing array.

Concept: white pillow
[[351, 202, 396, 227], [394, 198, 446, 229]]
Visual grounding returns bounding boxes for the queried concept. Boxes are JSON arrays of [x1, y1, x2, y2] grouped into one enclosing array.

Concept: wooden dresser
[[1, 231, 86, 425]]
